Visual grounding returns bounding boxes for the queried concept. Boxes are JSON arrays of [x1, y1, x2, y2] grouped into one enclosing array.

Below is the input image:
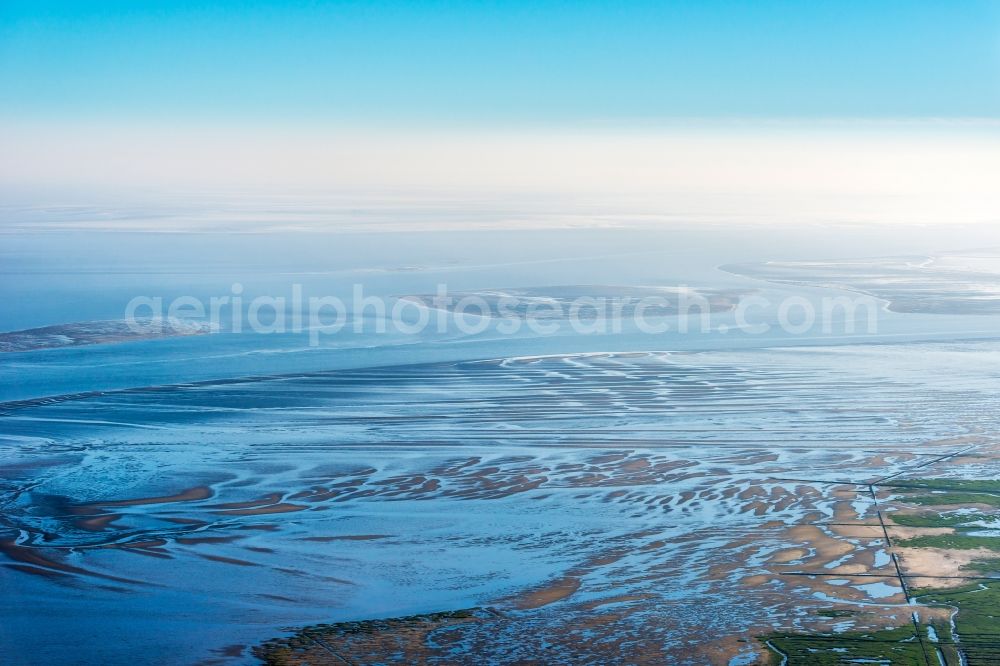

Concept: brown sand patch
[[101, 539, 172, 559], [785, 525, 856, 561], [209, 493, 283, 510], [514, 576, 581, 609], [161, 517, 207, 526], [0, 539, 142, 584], [769, 548, 807, 563], [885, 526, 952, 539], [896, 546, 995, 588], [196, 553, 259, 567], [76, 485, 212, 510], [212, 503, 307, 516], [742, 574, 771, 586], [76, 514, 121, 531], [829, 524, 885, 539], [825, 564, 870, 575]]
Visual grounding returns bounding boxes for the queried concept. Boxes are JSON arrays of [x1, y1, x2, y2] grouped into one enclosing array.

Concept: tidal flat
[[4, 347, 1000, 663], [5, 223, 1000, 664]]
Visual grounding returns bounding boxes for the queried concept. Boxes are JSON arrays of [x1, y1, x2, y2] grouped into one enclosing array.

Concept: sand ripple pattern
[[2, 345, 999, 663]]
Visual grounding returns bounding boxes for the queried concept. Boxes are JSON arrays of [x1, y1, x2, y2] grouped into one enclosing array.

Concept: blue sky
[[2, 0, 999, 124], [3, 0, 999, 211]]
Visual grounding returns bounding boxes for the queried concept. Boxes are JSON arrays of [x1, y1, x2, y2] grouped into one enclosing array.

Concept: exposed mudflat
[[4, 346, 1000, 663]]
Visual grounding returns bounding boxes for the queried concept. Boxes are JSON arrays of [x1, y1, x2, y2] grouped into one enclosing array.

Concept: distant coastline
[[0, 318, 212, 352]]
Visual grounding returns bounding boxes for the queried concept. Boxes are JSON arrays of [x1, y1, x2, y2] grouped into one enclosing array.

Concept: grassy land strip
[[762, 478, 1000, 664]]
